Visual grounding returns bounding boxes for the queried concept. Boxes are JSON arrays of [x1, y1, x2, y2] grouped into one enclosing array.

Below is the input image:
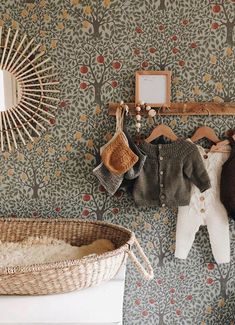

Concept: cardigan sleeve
[[183, 148, 211, 193]]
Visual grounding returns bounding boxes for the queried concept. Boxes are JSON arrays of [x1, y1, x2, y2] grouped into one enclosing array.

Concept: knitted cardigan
[[220, 137, 235, 220], [132, 139, 211, 207]]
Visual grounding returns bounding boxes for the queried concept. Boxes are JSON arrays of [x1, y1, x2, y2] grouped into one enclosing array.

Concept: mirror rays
[[0, 26, 59, 152]]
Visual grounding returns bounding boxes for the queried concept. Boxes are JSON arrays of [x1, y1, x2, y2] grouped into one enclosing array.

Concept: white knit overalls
[[175, 145, 230, 264]]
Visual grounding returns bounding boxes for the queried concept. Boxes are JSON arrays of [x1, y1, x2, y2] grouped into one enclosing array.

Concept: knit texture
[[132, 139, 211, 207], [101, 131, 139, 175], [175, 145, 230, 264], [220, 137, 235, 220], [93, 129, 146, 195]]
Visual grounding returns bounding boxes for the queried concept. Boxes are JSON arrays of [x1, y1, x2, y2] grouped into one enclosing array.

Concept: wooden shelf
[[109, 102, 235, 116]]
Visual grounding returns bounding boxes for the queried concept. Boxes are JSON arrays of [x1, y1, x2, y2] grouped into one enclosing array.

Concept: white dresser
[[0, 265, 126, 325]]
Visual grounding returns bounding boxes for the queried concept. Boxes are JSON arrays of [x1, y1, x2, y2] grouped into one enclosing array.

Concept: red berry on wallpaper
[[182, 19, 189, 25], [112, 61, 121, 70], [135, 299, 141, 305], [159, 24, 165, 31], [207, 278, 214, 285], [207, 263, 215, 270], [149, 47, 156, 53], [176, 309, 181, 316], [82, 209, 90, 217], [97, 55, 104, 64], [212, 5, 221, 13], [179, 273, 185, 280], [190, 42, 197, 48], [99, 185, 106, 192], [80, 82, 88, 90], [141, 61, 149, 68], [156, 279, 162, 285], [135, 26, 143, 33], [170, 288, 175, 294], [112, 207, 119, 214], [178, 60, 185, 66], [80, 66, 88, 74], [136, 281, 142, 287], [172, 47, 179, 54], [149, 298, 155, 304], [211, 22, 219, 29], [111, 80, 118, 88], [55, 207, 61, 212], [133, 48, 140, 55], [142, 310, 148, 317], [83, 194, 91, 201], [50, 118, 56, 124], [59, 100, 66, 108], [186, 295, 193, 301], [171, 35, 177, 41], [170, 298, 175, 304], [114, 190, 123, 198]]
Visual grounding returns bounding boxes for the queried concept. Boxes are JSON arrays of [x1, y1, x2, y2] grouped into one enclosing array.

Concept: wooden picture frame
[[135, 71, 171, 107]]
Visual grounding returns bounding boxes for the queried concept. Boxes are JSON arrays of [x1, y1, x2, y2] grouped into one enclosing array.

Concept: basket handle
[[127, 236, 154, 280]]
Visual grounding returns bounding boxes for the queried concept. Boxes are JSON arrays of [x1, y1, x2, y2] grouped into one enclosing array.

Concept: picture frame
[[135, 70, 171, 107]]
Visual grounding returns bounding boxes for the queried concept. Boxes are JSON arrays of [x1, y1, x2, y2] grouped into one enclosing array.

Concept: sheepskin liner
[[0, 237, 115, 268]]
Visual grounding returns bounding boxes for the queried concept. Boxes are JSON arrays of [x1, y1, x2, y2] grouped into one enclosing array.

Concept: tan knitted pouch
[[101, 131, 138, 175], [101, 108, 138, 175]]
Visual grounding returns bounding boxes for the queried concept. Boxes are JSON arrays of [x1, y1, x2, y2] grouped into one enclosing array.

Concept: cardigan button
[[160, 184, 164, 188], [159, 145, 162, 149], [160, 156, 163, 160], [200, 196, 205, 201], [203, 155, 208, 159], [160, 171, 164, 175], [200, 209, 205, 213], [161, 194, 165, 199], [162, 203, 166, 207]]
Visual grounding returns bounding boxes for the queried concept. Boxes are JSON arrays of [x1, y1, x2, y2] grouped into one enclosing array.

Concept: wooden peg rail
[[108, 102, 235, 116]]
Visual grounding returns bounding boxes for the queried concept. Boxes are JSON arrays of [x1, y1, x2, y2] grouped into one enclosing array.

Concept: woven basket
[[0, 218, 153, 295]]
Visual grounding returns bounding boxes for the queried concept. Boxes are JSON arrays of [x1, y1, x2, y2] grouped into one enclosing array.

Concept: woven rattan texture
[[0, 218, 132, 295]]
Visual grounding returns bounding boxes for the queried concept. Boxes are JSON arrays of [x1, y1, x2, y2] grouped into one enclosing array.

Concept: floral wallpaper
[[0, 0, 235, 324]]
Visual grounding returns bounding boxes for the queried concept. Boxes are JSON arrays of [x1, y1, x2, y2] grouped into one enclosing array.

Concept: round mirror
[[0, 69, 22, 112], [0, 26, 59, 152]]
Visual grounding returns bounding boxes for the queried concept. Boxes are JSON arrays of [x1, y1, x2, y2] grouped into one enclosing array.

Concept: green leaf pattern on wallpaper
[[0, 0, 235, 324]]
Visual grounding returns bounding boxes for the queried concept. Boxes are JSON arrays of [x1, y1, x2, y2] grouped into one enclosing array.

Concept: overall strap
[[228, 136, 235, 147]]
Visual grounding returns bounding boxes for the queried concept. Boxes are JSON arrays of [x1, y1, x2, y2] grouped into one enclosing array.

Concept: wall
[[0, 0, 235, 324]]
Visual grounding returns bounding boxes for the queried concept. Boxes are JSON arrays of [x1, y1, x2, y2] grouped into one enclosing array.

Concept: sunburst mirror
[[0, 26, 59, 152]]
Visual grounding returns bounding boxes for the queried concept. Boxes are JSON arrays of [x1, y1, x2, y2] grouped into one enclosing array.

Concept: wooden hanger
[[145, 124, 178, 143], [210, 134, 235, 153], [190, 126, 221, 144]]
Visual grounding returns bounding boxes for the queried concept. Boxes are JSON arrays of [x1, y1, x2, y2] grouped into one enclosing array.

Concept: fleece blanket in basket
[[0, 218, 153, 295], [0, 237, 115, 268]]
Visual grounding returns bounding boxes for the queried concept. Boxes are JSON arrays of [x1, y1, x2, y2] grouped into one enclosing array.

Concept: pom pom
[[146, 105, 151, 111], [136, 114, 141, 121]]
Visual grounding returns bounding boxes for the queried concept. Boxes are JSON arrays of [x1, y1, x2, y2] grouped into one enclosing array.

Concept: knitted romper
[[175, 145, 230, 264]]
